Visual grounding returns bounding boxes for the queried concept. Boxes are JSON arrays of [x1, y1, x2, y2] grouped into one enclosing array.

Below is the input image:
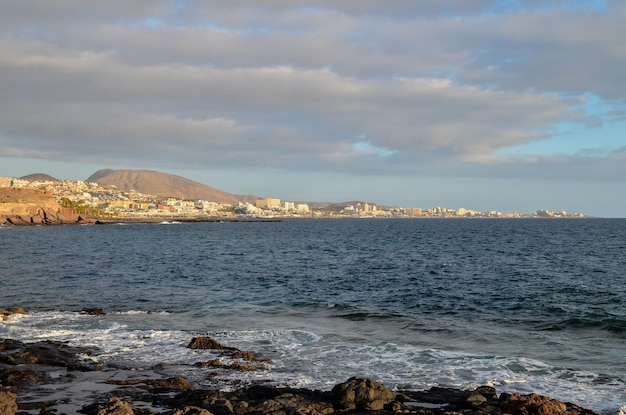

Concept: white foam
[[2, 311, 624, 414], [111, 310, 171, 315]]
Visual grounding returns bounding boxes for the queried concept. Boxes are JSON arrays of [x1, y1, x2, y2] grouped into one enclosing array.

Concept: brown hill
[[86, 169, 258, 204], [20, 173, 60, 182]]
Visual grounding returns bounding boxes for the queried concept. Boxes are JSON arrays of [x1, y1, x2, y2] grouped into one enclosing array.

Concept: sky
[[1, 0, 625, 217]]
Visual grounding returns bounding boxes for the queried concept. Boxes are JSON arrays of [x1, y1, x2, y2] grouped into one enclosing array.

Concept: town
[[0, 176, 585, 219]]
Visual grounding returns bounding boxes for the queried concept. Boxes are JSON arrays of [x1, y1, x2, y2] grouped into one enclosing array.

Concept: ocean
[[1, 218, 624, 414]]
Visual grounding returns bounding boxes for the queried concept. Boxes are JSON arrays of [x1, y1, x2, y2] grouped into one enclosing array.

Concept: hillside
[[20, 173, 60, 182], [86, 169, 258, 204]]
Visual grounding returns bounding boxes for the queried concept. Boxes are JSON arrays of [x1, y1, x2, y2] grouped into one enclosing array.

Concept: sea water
[[0, 218, 624, 413]]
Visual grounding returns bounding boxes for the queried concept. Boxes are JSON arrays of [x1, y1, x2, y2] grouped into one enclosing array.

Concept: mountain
[[20, 173, 60, 182], [86, 169, 258, 204]]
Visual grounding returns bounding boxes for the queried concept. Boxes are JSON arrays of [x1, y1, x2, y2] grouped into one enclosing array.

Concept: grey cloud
[[0, 0, 170, 28], [178, 0, 493, 21], [0, 0, 623, 182], [0, 40, 576, 160]]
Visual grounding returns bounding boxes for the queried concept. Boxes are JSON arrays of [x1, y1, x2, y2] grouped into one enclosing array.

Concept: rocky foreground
[[0, 308, 598, 415]]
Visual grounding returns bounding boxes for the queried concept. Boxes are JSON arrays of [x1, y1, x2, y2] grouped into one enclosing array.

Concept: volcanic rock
[[500, 392, 591, 415], [172, 406, 213, 415], [0, 187, 82, 225], [0, 308, 28, 321], [106, 376, 194, 392], [82, 308, 107, 315], [0, 390, 18, 415], [188, 336, 230, 350], [0, 338, 100, 371], [331, 377, 396, 411], [0, 367, 43, 389], [80, 396, 138, 415]]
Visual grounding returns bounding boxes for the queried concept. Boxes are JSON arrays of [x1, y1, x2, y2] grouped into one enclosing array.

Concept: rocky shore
[[0, 309, 599, 415], [0, 188, 279, 226], [0, 188, 88, 225]]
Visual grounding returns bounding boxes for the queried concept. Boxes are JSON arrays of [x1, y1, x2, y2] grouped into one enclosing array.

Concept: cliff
[[0, 187, 83, 225]]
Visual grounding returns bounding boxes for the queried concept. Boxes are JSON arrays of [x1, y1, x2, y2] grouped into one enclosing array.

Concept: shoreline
[[0, 310, 601, 415], [0, 337, 600, 415], [1, 213, 607, 227]]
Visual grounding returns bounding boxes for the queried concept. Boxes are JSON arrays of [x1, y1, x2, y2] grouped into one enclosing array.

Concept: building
[[405, 207, 422, 217], [456, 208, 477, 217], [256, 198, 281, 209], [296, 203, 310, 213]]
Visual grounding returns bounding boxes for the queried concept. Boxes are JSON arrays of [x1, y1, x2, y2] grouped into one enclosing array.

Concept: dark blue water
[[1, 219, 625, 413]]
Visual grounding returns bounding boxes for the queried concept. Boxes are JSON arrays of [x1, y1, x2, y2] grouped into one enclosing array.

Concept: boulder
[[106, 376, 194, 392], [188, 337, 228, 350], [82, 308, 107, 315], [173, 406, 214, 415], [501, 392, 568, 415], [0, 308, 28, 321], [151, 376, 194, 391], [81, 397, 136, 415], [0, 338, 100, 371], [331, 377, 396, 411], [187, 336, 271, 365], [0, 367, 43, 388], [0, 390, 18, 415]]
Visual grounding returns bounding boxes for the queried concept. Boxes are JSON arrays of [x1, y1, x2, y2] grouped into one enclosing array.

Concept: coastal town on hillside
[[0, 176, 586, 219]]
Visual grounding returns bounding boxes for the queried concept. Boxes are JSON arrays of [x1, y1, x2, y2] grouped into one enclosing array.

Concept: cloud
[[0, 0, 624, 182]]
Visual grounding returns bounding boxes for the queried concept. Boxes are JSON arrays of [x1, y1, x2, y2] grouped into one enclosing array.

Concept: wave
[[2, 310, 625, 413], [331, 310, 407, 322], [111, 310, 172, 315], [536, 317, 626, 336]]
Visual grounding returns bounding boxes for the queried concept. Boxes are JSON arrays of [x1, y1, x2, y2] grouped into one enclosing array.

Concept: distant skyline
[[1, 1, 625, 217]]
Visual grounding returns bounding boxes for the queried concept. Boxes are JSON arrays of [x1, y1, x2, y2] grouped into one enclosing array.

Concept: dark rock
[[206, 397, 233, 415], [331, 377, 396, 411], [406, 385, 500, 410], [227, 362, 257, 372], [0, 367, 43, 389], [106, 376, 194, 392], [80, 397, 138, 415], [230, 350, 271, 363], [188, 336, 272, 369], [239, 384, 283, 401], [172, 406, 213, 415], [194, 358, 222, 368], [472, 385, 498, 400], [82, 308, 107, 315], [0, 338, 100, 371], [74, 378, 600, 415], [163, 385, 335, 415], [149, 376, 194, 392]]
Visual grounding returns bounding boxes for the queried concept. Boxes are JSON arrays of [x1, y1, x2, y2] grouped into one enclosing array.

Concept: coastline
[[0, 309, 600, 415]]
